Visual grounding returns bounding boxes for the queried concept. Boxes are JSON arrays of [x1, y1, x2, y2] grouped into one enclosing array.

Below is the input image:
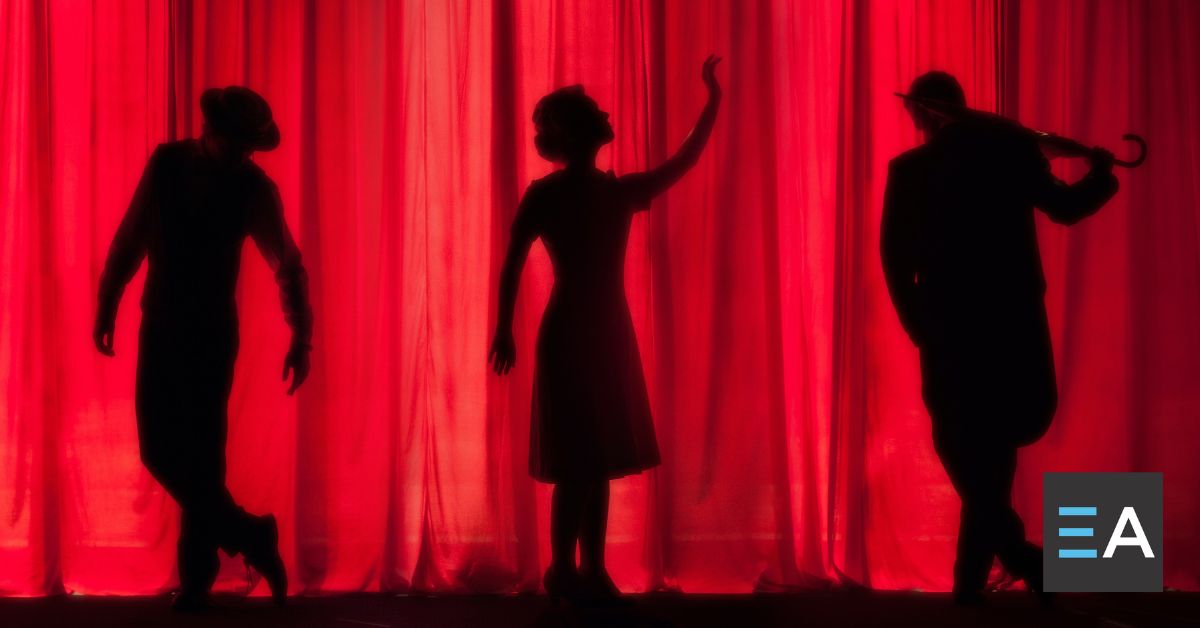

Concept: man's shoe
[[171, 589, 210, 613], [1022, 567, 1055, 608], [243, 514, 288, 606], [1009, 545, 1055, 609], [952, 589, 986, 606]]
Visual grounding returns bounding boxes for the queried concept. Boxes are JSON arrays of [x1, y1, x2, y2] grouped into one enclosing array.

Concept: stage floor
[[1, 591, 1197, 628]]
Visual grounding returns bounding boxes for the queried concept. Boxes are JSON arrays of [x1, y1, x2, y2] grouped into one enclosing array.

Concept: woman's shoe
[[579, 569, 633, 608], [543, 564, 582, 606], [242, 514, 288, 607]]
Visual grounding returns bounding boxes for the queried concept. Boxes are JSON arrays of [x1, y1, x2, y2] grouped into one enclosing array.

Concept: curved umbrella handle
[[1114, 133, 1147, 168]]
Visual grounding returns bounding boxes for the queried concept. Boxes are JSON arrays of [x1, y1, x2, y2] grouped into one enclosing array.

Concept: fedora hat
[[200, 86, 280, 151]]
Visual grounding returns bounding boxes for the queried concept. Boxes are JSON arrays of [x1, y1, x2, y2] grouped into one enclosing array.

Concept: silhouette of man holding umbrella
[[881, 71, 1120, 605], [94, 86, 310, 611]]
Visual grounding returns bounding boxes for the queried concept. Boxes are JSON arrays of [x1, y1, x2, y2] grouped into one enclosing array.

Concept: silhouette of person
[[93, 86, 311, 612], [490, 56, 722, 605], [881, 71, 1119, 605]]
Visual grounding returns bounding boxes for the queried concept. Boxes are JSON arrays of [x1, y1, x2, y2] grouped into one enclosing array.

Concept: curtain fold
[[1, 0, 1198, 595]]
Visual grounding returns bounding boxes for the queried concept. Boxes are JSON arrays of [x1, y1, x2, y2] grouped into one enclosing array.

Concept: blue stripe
[[1058, 527, 1094, 537], [1058, 549, 1098, 559], [1058, 506, 1097, 516]]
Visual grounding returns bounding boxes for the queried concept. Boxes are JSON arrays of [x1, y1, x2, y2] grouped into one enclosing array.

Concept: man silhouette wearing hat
[[94, 86, 310, 611], [881, 71, 1119, 605]]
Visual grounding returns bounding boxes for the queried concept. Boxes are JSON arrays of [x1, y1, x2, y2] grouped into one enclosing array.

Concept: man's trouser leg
[[136, 324, 256, 595], [933, 424, 1031, 594]]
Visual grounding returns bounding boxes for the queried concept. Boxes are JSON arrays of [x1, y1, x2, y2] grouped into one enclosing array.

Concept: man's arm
[[880, 159, 922, 346], [94, 146, 160, 356], [1029, 140, 1120, 225], [249, 180, 313, 394]]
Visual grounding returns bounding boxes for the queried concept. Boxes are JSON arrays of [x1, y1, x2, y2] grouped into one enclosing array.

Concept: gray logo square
[[1043, 472, 1162, 592]]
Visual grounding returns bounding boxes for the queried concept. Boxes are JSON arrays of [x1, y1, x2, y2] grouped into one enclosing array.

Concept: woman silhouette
[[490, 55, 722, 604]]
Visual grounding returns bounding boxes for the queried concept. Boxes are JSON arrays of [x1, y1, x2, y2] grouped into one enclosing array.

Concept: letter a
[[1103, 507, 1154, 558]]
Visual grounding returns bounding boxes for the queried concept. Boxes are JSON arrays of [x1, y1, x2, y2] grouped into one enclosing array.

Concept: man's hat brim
[[200, 87, 281, 152]]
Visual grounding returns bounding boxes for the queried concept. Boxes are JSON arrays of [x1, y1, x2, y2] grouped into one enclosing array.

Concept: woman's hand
[[93, 313, 116, 357], [702, 54, 722, 101], [489, 327, 516, 375], [617, 53, 723, 206]]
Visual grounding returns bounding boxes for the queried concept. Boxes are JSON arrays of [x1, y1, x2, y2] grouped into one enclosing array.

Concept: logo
[[1043, 472, 1162, 592]]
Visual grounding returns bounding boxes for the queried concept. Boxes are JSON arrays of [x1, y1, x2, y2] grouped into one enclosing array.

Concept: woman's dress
[[520, 169, 661, 483]]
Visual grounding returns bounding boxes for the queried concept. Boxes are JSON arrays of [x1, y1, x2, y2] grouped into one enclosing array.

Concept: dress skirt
[[528, 292, 661, 483]]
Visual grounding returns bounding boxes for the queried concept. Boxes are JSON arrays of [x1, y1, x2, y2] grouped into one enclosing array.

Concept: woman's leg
[[550, 481, 587, 571], [578, 479, 610, 577]]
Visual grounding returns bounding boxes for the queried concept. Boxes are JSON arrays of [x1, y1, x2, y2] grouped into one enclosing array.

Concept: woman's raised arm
[[620, 55, 722, 208]]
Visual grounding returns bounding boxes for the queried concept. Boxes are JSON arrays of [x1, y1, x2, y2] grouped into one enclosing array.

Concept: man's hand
[[93, 314, 116, 357], [1089, 147, 1115, 173], [489, 327, 516, 375], [282, 342, 310, 395]]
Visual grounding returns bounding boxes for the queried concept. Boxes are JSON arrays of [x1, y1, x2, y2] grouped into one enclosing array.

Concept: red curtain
[[1001, 0, 1200, 592], [1, 0, 1198, 596]]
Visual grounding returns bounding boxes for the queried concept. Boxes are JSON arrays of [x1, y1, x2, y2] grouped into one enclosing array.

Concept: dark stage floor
[[1, 591, 1198, 628]]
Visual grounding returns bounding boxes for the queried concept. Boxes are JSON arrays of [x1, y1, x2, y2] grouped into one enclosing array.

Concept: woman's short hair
[[533, 85, 612, 162]]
